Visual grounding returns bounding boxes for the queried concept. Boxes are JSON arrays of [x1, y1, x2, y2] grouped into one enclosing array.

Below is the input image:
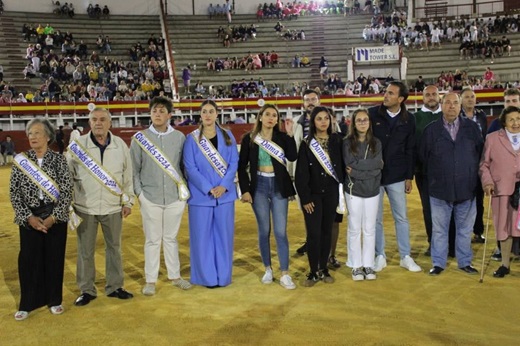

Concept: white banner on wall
[[354, 46, 400, 63]]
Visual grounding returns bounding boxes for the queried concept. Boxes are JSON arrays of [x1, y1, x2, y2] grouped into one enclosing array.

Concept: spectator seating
[[168, 13, 359, 93], [405, 31, 520, 84], [0, 11, 162, 95]]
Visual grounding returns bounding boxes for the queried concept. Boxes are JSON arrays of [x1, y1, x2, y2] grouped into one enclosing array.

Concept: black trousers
[[416, 172, 456, 254], [473, 183, 484, 236], [18, 222, 67, 312], [304, 190, 338, 273]]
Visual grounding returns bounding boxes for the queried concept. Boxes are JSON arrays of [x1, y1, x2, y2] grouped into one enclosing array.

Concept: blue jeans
[[430, 197, 475, 268], [252, 175, 290, 271], [375, 181, 411, 259]]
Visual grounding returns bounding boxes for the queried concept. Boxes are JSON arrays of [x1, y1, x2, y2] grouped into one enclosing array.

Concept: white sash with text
[[132, 131, 190, 201]]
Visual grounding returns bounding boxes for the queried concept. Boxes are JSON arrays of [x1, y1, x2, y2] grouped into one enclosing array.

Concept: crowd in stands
[[280, 28, 305, 40], [254, 0, 395, 21], [459, 35, 512, 64], [429, 66, 513, 92], [129, 34, 165, 62], [87, 4, 110, 19], [52, 1, 75, 17], [50, 2, 110, 18], [273, 21, 306, 40], [291, 53, 311, 67], [11, 20, 171, 103], [362, 10, 517, 60], [218, 24, 258, 48], [208, 1, 233, 21], [206, 51, 279, 72]]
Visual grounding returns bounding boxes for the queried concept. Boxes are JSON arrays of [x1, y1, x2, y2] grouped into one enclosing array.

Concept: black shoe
[[302, 272, 319, 287], [327, 256, 341, 269], [491, 249, 502, 261], [472, 234, 485, 244], [429, 266, 444, 276], [493, 265, 510, 278], [319, 269, 335, 283], [205, 285, 221, 289], [424, 245, 431, 257], [107, 288, 134, 299], [296, 242, 307, 255], [459, 265, 478, 275], [74, 293, 96, 306]]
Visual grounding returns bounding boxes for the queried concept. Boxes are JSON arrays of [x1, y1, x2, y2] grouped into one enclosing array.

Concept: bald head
[[422, 85, 440, 112], [460, 88, 476, 111]]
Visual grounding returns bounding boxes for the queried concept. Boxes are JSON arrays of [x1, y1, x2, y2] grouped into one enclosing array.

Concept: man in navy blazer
[[420, 92, 484, 276]]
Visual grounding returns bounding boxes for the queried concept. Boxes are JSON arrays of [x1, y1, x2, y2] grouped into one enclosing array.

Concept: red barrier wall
[[1, 124, 254, 153]]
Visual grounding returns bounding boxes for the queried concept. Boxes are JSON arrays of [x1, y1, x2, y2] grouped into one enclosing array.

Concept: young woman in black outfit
[[295, 106, 344, 286]]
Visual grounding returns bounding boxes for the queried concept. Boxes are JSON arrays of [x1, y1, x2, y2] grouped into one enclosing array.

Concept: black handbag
[[30, 202, 55, 219], [510, 181, 520, 209]]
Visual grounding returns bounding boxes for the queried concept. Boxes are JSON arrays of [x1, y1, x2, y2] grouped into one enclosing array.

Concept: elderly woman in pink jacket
[[479, 106, 520, 278]]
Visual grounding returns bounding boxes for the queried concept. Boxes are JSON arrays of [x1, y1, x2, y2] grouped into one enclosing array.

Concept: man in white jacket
[[67, 107, 135, 306]]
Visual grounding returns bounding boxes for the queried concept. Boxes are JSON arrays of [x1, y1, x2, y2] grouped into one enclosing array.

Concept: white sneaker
[[279, 274, 296, 289], [14, 311, 29, 321], [374, 255, 387, 272], [400, 255, 422, 272], [50, 305, 64, 315], [364, 267, 377, 280], [352, 268, 365, 281], [142, 283, 156, 296], [261, 268, 273, 284], [172, 278, 192, 290]]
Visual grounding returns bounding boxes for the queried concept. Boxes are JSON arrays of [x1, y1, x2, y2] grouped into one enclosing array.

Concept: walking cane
[[479, 196, 493, 283]]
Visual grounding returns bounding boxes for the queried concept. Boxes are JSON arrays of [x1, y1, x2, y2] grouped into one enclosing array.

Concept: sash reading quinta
[[68, 140, 133, 204], [132, 131, 190, 201], [253, 135, 287, 167], [14, 153, 82, 231], [308, 138, 347, 214]]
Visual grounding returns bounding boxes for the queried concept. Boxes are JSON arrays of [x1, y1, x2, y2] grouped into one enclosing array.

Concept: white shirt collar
[[386, 109, 400, 118], [505, 129, 520, 150], [421, 105, 442, 114], [149, 124, 174, 136]]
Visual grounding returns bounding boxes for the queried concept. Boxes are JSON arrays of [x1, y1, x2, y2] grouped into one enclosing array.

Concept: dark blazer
[[238, 131, 297, 198], [295, 133, 344, 205], [368, 104, 416, 185], [460, 107, 488, 139], [420, 116, 484, 202]]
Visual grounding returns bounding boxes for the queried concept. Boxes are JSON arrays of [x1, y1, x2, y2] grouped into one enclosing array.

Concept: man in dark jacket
[[420, 92, 484, 276], [368, 81, 421, 273], [459, 88, 487, 243], [414, 85, 456, 257]]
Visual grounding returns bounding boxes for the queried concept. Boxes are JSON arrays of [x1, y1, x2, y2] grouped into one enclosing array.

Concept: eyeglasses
[[355, 118, 370, 124]]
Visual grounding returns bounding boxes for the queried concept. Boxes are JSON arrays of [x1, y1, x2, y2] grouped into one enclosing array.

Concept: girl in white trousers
[[343, 108, 383, 281]]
